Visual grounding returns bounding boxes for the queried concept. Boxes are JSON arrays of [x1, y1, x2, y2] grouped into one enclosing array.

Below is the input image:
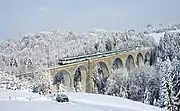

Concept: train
[[58, 46, 141, 65]]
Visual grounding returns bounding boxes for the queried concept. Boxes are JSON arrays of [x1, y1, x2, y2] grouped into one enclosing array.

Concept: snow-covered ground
[[148, 32, 164, 44], [148, 30, 180, 44], [0, 89, 165, 111]]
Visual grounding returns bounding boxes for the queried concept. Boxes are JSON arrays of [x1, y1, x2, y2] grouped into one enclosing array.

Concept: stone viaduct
[[47, 48, 153, 93]]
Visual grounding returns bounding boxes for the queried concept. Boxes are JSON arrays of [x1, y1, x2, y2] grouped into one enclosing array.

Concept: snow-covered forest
[[104, 27, 180, 111], [0, 27, 156, 90], [0, 24, 180, 110]]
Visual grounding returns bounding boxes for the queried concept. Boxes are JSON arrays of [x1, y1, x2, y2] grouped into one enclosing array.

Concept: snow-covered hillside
[[0, 29, 155, 71], [147, 30, 180, 44], [0, 90, 165, 111], [148, 33, 164, 44]]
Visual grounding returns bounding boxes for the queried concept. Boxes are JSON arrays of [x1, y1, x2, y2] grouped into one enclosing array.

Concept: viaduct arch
[[126, 55, 135, 72], [136, 53, 144, 68], [112, 58, 123, 71]]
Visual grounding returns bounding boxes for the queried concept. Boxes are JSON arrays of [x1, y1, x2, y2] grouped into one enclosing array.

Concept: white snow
[[0, 89, 41, 100], [0, 89, 165, 111], [147, 30, 180, 44], [148, 32, 165, 44]]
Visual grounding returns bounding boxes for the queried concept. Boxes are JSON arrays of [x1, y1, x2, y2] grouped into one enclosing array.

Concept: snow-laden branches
[[105, 66, 159, 105], [155, 31, 180, 111]]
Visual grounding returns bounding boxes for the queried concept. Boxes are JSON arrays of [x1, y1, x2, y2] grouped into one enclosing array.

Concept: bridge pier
[[86, 60, 93, 93]]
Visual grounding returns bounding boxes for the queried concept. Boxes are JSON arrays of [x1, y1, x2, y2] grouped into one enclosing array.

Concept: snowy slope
[[0, 89, 41, 100], [148, 30, 180, 44], [0, 90, 165, 111], [148, 32, 165, 44]]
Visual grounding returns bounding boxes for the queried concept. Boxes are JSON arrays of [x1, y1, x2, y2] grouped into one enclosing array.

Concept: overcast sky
[[0, 0, 180, 39]]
